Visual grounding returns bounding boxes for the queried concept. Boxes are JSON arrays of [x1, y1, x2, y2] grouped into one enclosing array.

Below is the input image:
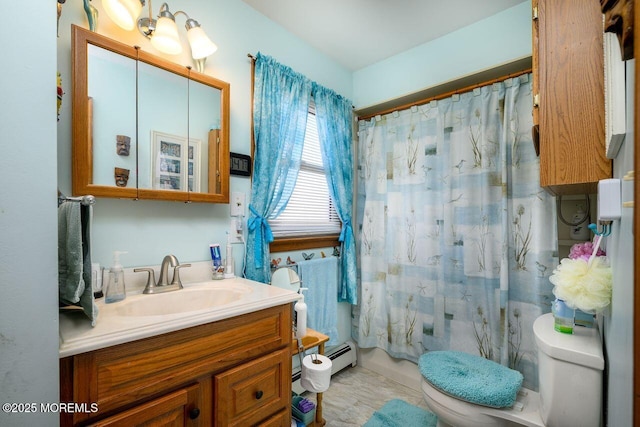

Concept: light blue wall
[[0, 3, 60, 427], [56, 0, 353, 269], [352, 1, 532, 109]]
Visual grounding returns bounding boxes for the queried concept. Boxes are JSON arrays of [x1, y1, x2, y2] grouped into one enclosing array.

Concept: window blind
[[269, 107, 341, 237]]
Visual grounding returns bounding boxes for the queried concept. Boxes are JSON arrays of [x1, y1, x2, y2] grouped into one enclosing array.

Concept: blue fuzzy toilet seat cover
[[418, 351, 523, 408]]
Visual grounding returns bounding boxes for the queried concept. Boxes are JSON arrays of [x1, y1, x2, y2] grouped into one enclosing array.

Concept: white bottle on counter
[[295, 288, 308, 339]]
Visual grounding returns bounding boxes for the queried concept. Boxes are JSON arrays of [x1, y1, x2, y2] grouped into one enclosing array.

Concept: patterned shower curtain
[[353, 74, 557, 389]]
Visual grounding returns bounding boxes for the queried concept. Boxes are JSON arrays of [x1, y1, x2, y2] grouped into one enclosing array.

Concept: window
[[268, 102, 341, 238]]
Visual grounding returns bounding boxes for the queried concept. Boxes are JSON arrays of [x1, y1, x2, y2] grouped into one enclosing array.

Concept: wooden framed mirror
[[71, 25, 229, 203]]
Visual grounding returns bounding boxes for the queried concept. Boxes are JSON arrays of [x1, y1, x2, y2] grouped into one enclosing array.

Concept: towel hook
[[588, 221, 612, 237]]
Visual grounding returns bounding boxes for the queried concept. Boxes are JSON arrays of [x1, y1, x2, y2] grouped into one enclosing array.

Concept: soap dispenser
[[294, 288, 308, 339], [105, 251, 127, 303]]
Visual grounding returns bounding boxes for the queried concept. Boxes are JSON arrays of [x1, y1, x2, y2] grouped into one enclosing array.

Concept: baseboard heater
[[292, 340, 357, 395]]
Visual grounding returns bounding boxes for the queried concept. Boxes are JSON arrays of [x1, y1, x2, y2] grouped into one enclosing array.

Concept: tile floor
[[301, 365, 431, 426]]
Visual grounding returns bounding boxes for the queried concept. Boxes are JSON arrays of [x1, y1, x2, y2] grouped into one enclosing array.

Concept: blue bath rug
[[363, 399, 437, 427]]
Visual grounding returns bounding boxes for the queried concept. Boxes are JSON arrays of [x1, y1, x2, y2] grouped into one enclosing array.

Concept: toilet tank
[[533, 313, 604, 427]]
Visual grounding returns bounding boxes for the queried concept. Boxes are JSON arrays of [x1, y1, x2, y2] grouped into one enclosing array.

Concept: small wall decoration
[[271, 257, 282, 269], [83, 0, 98, 32], [114, 167, 130, 187], [116, 135, 131, 156], [57, 0, 65, 37], [57, 72, 63, 121], [230, 152, 252, 177], [151, 131, 201, 191]]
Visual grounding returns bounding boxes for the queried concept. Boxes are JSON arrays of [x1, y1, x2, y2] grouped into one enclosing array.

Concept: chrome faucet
[[157, 255, 178, 287], [134, 255, 191, 294]]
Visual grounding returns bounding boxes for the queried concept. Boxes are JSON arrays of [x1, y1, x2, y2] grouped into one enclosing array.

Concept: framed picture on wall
[[152, 131, 201, 191]]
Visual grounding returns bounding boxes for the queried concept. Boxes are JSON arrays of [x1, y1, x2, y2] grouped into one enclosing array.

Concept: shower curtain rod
[[357, 67, 532, 121]]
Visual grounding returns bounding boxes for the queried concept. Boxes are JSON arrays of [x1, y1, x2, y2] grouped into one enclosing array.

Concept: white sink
[[59, 276, 301, 358], [114, 284, 253, 317]]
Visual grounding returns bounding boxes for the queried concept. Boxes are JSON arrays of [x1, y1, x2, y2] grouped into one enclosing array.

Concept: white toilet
[[420, 313, 604, 427]]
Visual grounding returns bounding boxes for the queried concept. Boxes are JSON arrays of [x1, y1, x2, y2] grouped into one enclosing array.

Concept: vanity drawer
[[214, 348, 291, 426], [87, 384, 200, 427], [259, 409, 290, 427]]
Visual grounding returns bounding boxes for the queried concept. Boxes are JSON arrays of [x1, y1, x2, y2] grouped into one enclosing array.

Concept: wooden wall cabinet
[[532, 0, 612, 195], [60, 305, 292, 427]]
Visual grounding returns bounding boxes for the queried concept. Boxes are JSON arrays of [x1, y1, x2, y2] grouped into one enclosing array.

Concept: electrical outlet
[[230, 218, 244, 243], [230, 192, 246, 217]]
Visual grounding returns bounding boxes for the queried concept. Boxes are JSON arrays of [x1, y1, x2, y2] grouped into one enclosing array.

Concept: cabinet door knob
[[255, 390, 264, 400], [189, 408, 200, 419]]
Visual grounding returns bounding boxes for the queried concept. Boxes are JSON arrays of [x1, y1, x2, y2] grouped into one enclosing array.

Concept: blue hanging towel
[[297, 257, 339, 345], [58, 202, 97, 325]]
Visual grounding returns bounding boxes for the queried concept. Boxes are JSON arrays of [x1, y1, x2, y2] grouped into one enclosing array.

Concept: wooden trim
[[72, 25, 138, 199], [137, 50, 190, 79], [188, 68, 231, 203], [208, 129, 221, 194], [356, 61, 532, 120], [532, 0, 539, 127], [634, 3, 640, 424], [270, 234, 340, 253]]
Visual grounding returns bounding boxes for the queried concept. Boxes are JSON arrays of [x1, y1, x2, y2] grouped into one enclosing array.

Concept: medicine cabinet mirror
[[71, 25, 229, 203]]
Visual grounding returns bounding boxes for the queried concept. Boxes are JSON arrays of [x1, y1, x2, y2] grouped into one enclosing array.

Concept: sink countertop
[[59, 276, 300, 358]]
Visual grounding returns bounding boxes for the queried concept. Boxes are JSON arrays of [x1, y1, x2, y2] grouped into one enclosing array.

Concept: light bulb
[[187, 26, 218, 60], [102, 0, 142, 31], [151, 16, 182, 55]]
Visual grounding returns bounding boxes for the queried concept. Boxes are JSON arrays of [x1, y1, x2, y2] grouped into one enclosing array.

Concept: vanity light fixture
[[101, 0, 218, 72], [102, 0, 143, 31]]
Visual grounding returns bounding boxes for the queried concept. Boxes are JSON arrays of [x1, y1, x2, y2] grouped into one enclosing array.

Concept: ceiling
[[241, 0, 528, 71]]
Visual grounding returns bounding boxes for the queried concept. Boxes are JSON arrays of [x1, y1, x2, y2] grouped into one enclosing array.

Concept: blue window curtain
[[313, 83, 357, 304], [245, 53, 312, 283]]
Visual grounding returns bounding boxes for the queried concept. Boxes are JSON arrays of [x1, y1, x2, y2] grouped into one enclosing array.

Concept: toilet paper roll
[[300, 354, 332, 393]]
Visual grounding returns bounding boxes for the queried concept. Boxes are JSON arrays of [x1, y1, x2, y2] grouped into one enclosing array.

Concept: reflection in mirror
[[87, 44, 136, 188], [137, 60, 188, 192], [189, 79, 222, 194], [271, 267, 302, 292]]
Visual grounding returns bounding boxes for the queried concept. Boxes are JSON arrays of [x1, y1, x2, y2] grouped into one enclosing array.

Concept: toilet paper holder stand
[[293, 329, 329, 427]]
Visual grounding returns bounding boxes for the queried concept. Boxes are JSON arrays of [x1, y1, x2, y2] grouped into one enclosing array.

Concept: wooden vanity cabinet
[[60, 305, 292, 427], [532, 0, 612, 195]]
